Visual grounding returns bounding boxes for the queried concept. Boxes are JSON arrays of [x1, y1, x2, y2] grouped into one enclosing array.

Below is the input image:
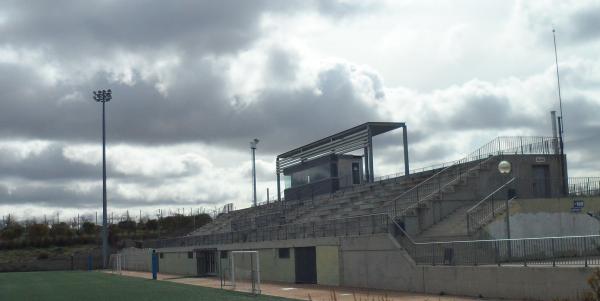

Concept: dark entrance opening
[[532, 165, 551, 198], [294, 247, 317, 284], [352, 162, 361, 185], [196, 249, 217, 276]]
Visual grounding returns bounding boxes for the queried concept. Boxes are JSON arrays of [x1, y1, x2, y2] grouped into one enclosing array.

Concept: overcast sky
[[1, 0, 599, 221]]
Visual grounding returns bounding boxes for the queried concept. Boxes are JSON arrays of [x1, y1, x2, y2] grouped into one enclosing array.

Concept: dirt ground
[[111, 270, 502, 301]]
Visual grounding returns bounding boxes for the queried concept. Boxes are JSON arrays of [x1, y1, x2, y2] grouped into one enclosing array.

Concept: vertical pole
[[266, 188, 270, 203], [251, 146, 257, 207], [584, 237, 589, 267], [363, 147, 370, 183], [255, 252, 261, 294], [551, 238, 556, 267], [367, 126, 374, 182], [101, 101, 108, 269], [152, 251, 158, 280], [402, 124, 409, 176], [276, 158, 281, 202]]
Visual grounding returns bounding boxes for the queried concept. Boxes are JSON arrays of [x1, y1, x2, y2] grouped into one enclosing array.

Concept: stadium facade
[[121, 120, 599, 300]]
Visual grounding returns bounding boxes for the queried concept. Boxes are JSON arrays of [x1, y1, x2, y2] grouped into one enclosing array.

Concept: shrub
[[1, 224, 24, 240], [28, 223, 50, 240]]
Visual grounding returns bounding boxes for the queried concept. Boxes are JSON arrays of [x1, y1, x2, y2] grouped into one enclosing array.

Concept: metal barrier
[[149, 208, 598, 267], [390, 217, 600, 267], [568, 177, 600, 196], [146, 213, 390, 249], [390, 136, 558, 219], [466, 178, 516, 234]]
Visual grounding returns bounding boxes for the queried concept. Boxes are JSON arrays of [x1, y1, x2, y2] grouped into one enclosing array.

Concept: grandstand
[[120, 121, 599, 300]]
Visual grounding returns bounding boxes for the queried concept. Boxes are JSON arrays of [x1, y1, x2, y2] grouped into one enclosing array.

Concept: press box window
[[278, 248, 290, 259]]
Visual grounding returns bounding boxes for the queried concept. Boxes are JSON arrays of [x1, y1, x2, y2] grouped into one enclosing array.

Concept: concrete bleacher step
[[417, 203, 474, 239]]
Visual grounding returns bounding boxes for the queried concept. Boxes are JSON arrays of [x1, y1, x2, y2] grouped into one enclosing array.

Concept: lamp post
[[498, 160, 512, 260], [250, 139, 259, 207], [93, 89, 112, 268], [498, 160, 512, 240]]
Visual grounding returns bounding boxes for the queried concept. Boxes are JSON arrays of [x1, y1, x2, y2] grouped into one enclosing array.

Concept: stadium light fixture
[[497, 160, 512, 244], [93, 89, 112, 269], [498, 160, 511, 174], [250, 139, 259, 207]]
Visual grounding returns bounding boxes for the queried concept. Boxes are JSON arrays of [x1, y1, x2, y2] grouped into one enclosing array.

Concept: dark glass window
[[220, 251, 228, 259], [278, 248, 290, 259], [159, 253, 164, 259], [187, 252, 193, 259], [290, 163, 331, 187]]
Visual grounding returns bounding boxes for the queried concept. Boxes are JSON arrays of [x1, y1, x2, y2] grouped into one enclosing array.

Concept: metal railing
[[149, 207, 598, 267], [466, 178, 516, 235], [568, 177, 600, 196], [146, 213, 390, 249], [390, 216, 600, 267], [390, 136, 558, 219], [393, 155, 497, 218]]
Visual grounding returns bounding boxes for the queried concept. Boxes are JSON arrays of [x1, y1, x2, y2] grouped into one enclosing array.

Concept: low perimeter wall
[[135, 233, 594, 300], [340, 234, 593, 300]]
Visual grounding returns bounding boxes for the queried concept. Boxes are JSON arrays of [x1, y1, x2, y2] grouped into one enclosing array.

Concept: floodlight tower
[[93, 89, 112, 268], [250, 138, 259, 207]]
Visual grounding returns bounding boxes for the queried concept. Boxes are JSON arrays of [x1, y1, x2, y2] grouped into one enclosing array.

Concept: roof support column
[[367, 125, 375, 182], [403, 124, 410, 176], [276, 157, 281, 202], [363, 147, 370, 184]]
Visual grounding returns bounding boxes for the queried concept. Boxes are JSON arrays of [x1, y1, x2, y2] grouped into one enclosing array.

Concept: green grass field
[[0, 271, 293, 301]]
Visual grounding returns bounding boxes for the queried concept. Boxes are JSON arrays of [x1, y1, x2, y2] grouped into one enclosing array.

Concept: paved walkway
[[111, 270, 503, 301]]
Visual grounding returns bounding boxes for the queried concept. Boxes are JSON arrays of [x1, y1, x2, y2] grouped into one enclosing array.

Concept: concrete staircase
[[415, 203, 473, 242]]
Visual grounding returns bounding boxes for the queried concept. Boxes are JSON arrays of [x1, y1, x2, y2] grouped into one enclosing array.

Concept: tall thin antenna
[[553, 28, 567, 196], [552, 28, 564, 133]]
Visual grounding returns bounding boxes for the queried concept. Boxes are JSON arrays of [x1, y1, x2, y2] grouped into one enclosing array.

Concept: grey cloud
[[0, 180, 235, 209], [570, 4, 600, 42], [435, 94, 539, 131], [1, 0, 282, 59], [0, 144, 100, 181], [0, 58, 382, 155]]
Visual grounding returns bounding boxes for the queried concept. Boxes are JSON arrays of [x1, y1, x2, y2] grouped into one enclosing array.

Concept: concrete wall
[[121, 247, 152, 272], [420, 265, 591, 300], [337, 234, 594, 300], [339, 234, 422, 291], [484, 196, 600, 238], [158, 251, 196, 276], [220, 248, 296, 283], [316, 246, 340, 286], [147, 233, 594, 300]]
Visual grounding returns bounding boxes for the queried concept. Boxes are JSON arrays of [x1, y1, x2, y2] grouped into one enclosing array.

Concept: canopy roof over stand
[[275, 122, 409, 201]]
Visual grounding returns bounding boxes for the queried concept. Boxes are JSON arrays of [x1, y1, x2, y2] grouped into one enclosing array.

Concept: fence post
[[371, 215, 376, 234], [473, 242, 478, 266], [495, 240, 500, 267], [466, 213, 471, 235], [523, 240, 527, 267], [432, 244, 436, 266], [551, 238, 556, 267], [345, 218, 348, 236], [585, 237, 589, 268]]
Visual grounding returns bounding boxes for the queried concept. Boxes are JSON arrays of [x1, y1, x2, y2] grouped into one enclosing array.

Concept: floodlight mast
[[93, 89, 112, 269], [250, 139, 259, 207]]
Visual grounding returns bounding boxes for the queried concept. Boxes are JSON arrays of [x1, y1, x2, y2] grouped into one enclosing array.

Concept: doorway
[[532, 165, 550, 198], [352, 162, 361, 185], [294, 247, 317, 284], [196, 249, 217, 276]]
